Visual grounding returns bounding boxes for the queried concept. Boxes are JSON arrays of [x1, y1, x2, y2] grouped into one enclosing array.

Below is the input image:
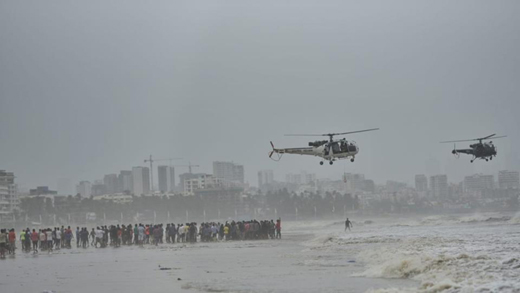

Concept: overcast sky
[[1, 1, 519, 193]]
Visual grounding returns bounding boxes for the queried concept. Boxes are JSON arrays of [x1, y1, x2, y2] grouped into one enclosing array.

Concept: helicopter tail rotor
[[269, 141, 283, 161], [269, 141, 275, 158]]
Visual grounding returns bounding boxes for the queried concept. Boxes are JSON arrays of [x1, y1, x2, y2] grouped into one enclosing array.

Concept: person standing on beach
[[345, 218, 353, 231], [31, 229, 39, 253], [275, 219, 281, 239], [76, 227, 81, 248]]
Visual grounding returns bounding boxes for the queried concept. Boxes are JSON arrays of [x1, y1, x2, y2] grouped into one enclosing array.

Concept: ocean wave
[[355, 236, 520, 293], [303, 233, 400, 250], [416, 213, 513, 227], [509, 211, 520, 224]]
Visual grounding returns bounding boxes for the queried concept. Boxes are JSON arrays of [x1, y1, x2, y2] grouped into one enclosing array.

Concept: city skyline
[[1, 1, 519, 195]]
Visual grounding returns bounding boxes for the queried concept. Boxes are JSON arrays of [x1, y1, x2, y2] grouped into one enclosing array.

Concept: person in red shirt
[[116, 228, 122, 247], [30, 229, 39, 253], [275, 219, 282, 239], [8, 229, 16, 254]]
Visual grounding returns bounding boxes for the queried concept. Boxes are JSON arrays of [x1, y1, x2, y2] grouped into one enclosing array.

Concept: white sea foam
[[509, 211, 520, 224], [360, 218, 520, 292], [302, 212, 520, 292]]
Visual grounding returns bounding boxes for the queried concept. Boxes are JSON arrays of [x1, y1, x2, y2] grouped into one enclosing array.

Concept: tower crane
[[144, 155, 182, 193], [173, 162, 200, 174]]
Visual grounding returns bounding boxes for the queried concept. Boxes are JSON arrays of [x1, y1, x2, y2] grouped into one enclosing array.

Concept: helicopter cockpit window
[[340, 141, 348, 152], [332, 142, 340, 154], [348, 143, 357, 152]]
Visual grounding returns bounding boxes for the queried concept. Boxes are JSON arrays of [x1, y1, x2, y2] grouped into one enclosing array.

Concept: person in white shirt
[[95, 227, 104, 248], [39, 230, 47, 250], [46, 229, 53, 252], [137, 224, 145, 246], [54, 228, 61, 249]]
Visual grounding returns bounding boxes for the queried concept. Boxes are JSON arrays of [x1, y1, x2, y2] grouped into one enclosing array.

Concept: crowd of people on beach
[[0, 219, 282, 256]]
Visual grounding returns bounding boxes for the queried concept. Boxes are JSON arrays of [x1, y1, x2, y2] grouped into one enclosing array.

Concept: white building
[[464, 174, 494, 192], [286, 171, 317, 185], [184, 174, 222, 195], [285, 173, 301, 185], [498, 170, 519, 189], [343, 173, 365, 191], [213, 161, 244, 185], [93, 193, 133, 204], [258, 170, 274, 188], [430, 174, 448, 199], [76, 181, 92, 198], [132, 167, 150, 195], [0, 170, 18, 220]]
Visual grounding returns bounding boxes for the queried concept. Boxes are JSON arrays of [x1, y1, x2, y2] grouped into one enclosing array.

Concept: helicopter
[[269, 128, 379, 165], [440, 133, 507, 163]]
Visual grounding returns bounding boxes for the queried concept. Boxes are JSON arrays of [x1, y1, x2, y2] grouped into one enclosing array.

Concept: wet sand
[[0, 225, 415, 293]]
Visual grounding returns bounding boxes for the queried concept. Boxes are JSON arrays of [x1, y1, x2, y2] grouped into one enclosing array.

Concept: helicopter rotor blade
[[329, 128, 380, 136], [285, 128, 379, 137], [481, 134, 496, 140], [284, 134, 324, 137], [440, 134, 507, 143], [440, 139, 477, 143]]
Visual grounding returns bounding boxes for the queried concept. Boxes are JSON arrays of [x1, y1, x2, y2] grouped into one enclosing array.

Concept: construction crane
[[154, 157, 183, 167], [144, 155, 182, 193], [173, 162, 200, 174]]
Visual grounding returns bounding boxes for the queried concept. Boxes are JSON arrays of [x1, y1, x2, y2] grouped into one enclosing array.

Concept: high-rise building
[[430, 175, 448, 199], [364, 179, 375, 193], [118, 170, 133, 193], [132, 167, 150, 195], [169, 166, 175, 192], [0, 170, 18, 220], [343, 173, 365, 191], [286, 173, 302, 185], [103, 174, 118, 194], [415, 174, 428, 192], [258, 170, 274, 188], [213, 161, 245, 184], [498, 170, 520, 189], [464, 174, 494, 192], [76, 181, 92, 198], [386, 181, 407, 193], [91, 180, 107, 196], [158, 166, 176, 193], [158, 165, 168, 193], [301, 171, 316, 185]]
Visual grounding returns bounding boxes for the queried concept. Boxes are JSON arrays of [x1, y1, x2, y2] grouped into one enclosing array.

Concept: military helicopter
[[440, 133, 507, 163], [269, 128, 379, 165]]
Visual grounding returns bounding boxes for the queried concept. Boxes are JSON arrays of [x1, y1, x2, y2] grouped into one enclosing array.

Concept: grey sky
[[1, 1, 519, 193]]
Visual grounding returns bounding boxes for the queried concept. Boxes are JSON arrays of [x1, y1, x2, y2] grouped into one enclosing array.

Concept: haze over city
[[1, 1, 519, 194]]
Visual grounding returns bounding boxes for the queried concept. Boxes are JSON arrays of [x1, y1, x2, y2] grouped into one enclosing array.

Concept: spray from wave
[[355, 233, 520, 292]]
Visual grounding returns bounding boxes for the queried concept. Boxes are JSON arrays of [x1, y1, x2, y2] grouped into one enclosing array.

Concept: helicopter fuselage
[[453, 142, 497, 162], [442, 133, 506, 163], [270, 140, 359, 164], [269, 128, 378, 165]]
